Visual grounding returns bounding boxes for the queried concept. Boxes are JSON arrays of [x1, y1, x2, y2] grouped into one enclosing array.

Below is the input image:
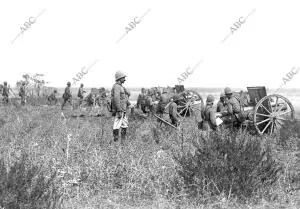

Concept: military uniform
[[169, 95, 180, 127], [77, 86, 86, 106], [137, 89, 147, 113], [223, 87, 245, 127], [157, 91, 169, 116], [202, 95, 217, 131], [111, 71, 129, 142], [2, 84, 9, 104], [19, 84, 26, 105], [217, 100, 227, 113], [47, 91, 58, 105], [61, 83, 72, 109], [203, 105, 217, 131]]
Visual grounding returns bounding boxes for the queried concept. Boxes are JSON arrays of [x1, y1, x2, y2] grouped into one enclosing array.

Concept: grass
[[0, 100, 300, 208]]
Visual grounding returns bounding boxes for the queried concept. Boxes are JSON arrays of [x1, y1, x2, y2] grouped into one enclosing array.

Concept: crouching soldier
[[19, 82, 26, 106], [169, 95, 180, 127], [222, 87, 246, 128], [217, 93, 227, 113], [202, 95, 217, 131], [2, 81, 10, 104], [61, 82, 72, 110], [47, 89, 58, 105], [111, 71, 130, 143]]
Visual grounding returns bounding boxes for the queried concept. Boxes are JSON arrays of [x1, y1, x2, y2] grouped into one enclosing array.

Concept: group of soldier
[[202, 87, 246, 131], [1, 71, 247, 144], [0, 81, 26, 105]]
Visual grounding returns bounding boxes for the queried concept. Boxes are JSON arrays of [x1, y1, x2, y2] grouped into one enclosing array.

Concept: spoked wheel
[[177, 90, 204, 119], [253, 94, 295, 135]]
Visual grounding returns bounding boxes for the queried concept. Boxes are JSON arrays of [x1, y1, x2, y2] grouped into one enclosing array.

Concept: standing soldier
[[157, 88, 169, 117], [77, 83, 86, 106], [169, 95, 180, 127], [2, 81, 10, 104], [19, 82, 26, 106], [61, 82, 72, 110], [217, 93, 227, 113], [137, 88, 147, 113], [47, 89, 58, 105], [111, 71, 130, 143], [222, 87, 245, 128], [202, 95, 217, 131]]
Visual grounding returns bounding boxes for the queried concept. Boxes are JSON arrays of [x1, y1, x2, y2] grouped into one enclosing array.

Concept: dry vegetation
[[0, 100, 300, 209]]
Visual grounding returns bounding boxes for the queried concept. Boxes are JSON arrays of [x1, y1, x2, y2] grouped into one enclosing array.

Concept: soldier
[[111, 71, 130, 143], [96, 87, 107, 106], [77, 83, 86, 106], [157, 88, 169, 116], [19, 82, 26, 105], [47, 89, 58, 105], [202, 95, 217, 131], [217, 93, 227, 113], [137, 88, 147, 113], [2, 81, 10, 104], [222, 87, 245, 128], [169, 95, 180, 127], [61, 82, 72, 110]]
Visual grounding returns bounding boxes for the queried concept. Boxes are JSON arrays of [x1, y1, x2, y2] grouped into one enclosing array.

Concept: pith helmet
[[224, 87, 233, 95], [220, 93, 225, 98], [163, 88, 168, 93], [115, 71, 126, 81], [206, 94, 215, 103], [67, 81, 71, 86]]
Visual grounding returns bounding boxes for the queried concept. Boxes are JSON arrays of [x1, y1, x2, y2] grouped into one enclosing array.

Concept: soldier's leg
[[21, 96, 25, 105], [113, 129, 119, 142], [113, 115, 122, 142], [61, 99, 67, 109], [120, 115, 128, 142]]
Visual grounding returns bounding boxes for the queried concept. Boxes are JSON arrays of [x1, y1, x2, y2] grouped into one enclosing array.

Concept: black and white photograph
[[0, 0, 300, 208]]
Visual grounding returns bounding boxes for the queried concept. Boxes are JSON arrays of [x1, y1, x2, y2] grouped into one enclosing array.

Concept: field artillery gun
[[240, 86, 295, 135], [154, 85, 204, 129]]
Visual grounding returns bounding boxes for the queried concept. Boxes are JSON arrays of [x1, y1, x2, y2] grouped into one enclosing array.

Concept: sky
[[0, 0, 300, 90]]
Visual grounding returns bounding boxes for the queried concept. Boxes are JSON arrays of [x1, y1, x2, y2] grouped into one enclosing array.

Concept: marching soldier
[[47, 89, 58, 105], [19, 82, 26, 106], [217, 93, 227, 113], [61, 82, 72, 110], [2, 81, 10, 104], [222, 87, 245, 128], [111, 71, 130, 143], [137, 88, 147, 113], [77, 83, 86, 106], [202, 95, 217, 131], [169, 95, 180, 127]]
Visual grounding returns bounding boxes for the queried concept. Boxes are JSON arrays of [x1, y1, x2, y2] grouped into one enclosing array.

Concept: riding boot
[[113, 129, 119, 142]]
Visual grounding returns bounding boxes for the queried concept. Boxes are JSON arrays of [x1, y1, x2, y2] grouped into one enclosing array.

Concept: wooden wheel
[[253, 94, 295, 135], [177, 90, 204, 118]]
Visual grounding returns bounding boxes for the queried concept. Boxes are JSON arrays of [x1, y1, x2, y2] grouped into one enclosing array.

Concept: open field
[[0, 100, 300, 208]]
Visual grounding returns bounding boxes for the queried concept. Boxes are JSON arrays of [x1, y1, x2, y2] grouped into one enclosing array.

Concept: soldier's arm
[[227, 102, 233, 115], [112, 86, 122, 112]]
